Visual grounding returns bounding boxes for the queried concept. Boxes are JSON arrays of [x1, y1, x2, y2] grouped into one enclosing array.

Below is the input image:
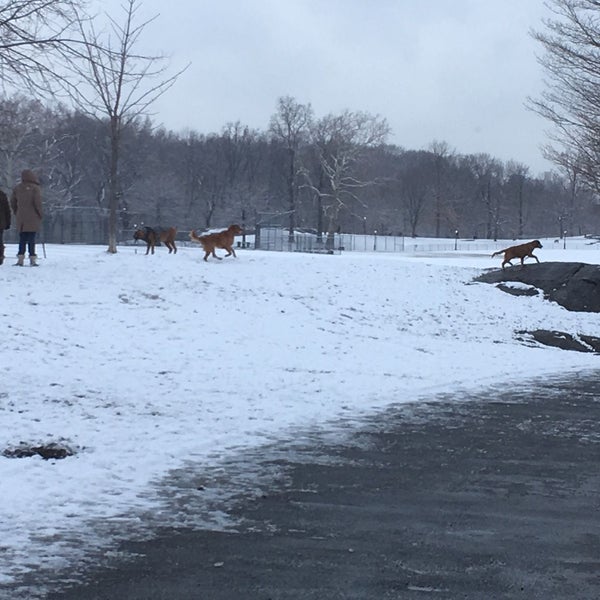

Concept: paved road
[[30, 372, 600, 598]]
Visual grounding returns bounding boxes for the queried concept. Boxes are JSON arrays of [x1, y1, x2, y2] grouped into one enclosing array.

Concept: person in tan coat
[[0, 188, 10, 265], [10, 169, 42, 267]]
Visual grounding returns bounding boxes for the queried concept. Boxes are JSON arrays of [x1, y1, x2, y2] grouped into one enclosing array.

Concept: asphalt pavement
[[22, 371, 600, 599]]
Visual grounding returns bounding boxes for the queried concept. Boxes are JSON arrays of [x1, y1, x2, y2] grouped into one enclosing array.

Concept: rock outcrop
[[475, 261, 600, 353], [475, 262, 600, 312]]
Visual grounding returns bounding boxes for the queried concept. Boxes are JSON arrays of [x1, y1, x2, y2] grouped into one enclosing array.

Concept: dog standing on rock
[[189, 224, 243, 261], [492, 240, 542, 269]]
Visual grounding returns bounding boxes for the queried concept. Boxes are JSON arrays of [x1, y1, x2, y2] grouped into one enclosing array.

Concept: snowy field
[[1, 236, 599, 596]]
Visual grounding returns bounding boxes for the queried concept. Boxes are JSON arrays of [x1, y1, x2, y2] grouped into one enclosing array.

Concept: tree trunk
[[518, 187, 524, 238], [287, 148, 295, 244], [316, 193, 323, 243], [107, 117, 120, 253]]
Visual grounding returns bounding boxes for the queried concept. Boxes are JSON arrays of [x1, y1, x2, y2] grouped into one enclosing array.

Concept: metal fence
[[255, 229, 600, 254], [255, 227, 340, 254], [252, 230, 580, 254]]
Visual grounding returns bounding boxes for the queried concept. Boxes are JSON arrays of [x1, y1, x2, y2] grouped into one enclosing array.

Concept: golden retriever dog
[[492, 239, 542, 269], [189, 224, 243, 261], [133, 226, 177, 255]]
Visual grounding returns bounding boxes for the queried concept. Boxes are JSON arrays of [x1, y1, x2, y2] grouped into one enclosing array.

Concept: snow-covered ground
[[1, 237, 599, 596]]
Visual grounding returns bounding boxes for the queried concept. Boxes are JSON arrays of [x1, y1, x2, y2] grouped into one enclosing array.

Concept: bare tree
[[60, 0, 187, 252], [196, 134, 228, 228], [0, 95, 46, 186], [0, 0, 87, 91], [269, 96, 313, 243], [465, 153, 505, 239], [554, 154, 584, 234], [180, 131, 204, 224], [221, 122, 264, 237], [181, 130, 245, 229], [307, 110, 390, 247], [428, 140, 453, 237], [393, 151, 433, 238], [529, 0, 600, 192], [505, 161, 530, 238]]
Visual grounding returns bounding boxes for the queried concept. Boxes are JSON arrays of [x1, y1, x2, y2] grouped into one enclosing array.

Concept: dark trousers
[[0, 229, 4, 258], [18, 231, 37, 256]]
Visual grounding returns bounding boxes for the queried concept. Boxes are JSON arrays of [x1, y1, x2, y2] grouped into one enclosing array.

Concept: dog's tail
[[491, 249, 506, 258], [189, 230, 209, 251]]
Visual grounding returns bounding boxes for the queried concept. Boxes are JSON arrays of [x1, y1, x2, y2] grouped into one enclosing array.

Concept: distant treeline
[[1, 95, 598, 244]]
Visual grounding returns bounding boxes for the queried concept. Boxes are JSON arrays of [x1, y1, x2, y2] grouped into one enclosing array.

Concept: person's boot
[[0, 245, 4, 265], [29, 254, 39, 267], [14, 254, 25, 267]]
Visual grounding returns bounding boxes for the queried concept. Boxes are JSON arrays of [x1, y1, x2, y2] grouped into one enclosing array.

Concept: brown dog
[[189, 224, 243, 261], [492, 239, 542, 269], [133, 226, 177, 255]]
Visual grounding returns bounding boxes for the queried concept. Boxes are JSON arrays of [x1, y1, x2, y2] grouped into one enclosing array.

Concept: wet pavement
[[20, 372, 600, 598]]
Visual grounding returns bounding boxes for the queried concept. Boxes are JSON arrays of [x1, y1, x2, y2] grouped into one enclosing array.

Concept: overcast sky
[[100, 0, 554, 175]]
